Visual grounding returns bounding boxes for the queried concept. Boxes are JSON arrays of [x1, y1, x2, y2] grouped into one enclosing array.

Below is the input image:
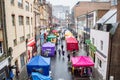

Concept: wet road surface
[[51, 40, 73, 80], [50, 39, 89, 80]]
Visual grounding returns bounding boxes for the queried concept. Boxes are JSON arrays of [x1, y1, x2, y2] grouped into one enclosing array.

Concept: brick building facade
[[73, 1, 111, 18]]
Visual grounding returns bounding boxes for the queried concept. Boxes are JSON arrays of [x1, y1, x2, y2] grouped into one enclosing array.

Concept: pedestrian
[[58, 49, 61, 55], [55, 42, 58, 47], [62, 50, 65, 56], [67, 53, 70, 62], [61, 44, 63, 50], [73, 49, 76, 57], [54, 50, 56, 55]]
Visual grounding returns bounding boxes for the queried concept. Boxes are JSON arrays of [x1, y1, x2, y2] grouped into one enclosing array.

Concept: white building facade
[[90, 29, 109, 80]]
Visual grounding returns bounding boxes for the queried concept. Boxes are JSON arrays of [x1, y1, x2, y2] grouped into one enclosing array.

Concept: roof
[[42, 42, 55, 47], [71, 56, 94, 67], [27, 55, 50, 66], [32, 72, 51, 80], [66, 37, 78, 43], [97, 9, 117, 24], [27, 39, 36, 47]]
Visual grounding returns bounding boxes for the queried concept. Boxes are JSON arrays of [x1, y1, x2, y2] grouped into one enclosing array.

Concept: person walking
[[61, 44, 63, 51], [73, 49, 76, 57], [62, 50, 65, 56], [67, 53, 70, 62], [55, 42, 58, 47], [54, 50, 56, 55], [58, 49, 61, 55]]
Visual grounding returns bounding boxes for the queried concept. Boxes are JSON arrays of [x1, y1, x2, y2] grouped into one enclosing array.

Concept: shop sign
[[85, 39, 91, 44], [89, 43, 96, 52], [85, 39, 96, 52]]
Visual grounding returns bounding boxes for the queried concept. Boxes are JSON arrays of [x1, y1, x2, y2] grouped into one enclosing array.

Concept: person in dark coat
[[62, 50, 65, 56], [58, 49, 61, 55], [73, 49, 76, 57], [67, 53, 70, 61], [61, 44, 63, 50]]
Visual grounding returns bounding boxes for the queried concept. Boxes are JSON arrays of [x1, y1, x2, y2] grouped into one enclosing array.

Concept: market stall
[[31, 72, 51, 80], [52, 30, 59, 37], [27, 55, 50, 76], [27, 39, 36, 62], [66, 37, 79, 51], [65, 30, 73, 38], [71, 56, 94, 77], [47, 34, 57, 43], [42, 42, 55, 57]]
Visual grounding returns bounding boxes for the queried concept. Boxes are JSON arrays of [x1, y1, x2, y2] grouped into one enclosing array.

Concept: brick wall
[[73, 2, 111, 18], [109, 24, 120, 80], [117, 1, 120, 23], [107, 1, 120, 79], [97, 10, 109, 20]]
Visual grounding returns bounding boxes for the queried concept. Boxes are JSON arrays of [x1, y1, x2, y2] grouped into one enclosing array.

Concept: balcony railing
[[0, 52, 11, 62], [0, 47, 13, 62]]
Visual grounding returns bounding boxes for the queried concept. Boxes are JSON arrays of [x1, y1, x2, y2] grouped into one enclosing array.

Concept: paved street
[[50, 37, 89, 80], [15, 31, 89, 80]]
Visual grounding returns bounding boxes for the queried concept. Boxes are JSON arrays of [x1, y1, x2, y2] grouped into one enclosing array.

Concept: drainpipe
[[1, 0, 9, 57], [107, 34, 113, 80], [86, 13, 89, 56]]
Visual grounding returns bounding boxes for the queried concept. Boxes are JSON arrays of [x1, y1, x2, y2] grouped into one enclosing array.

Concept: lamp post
[[34, 10, 41, 55], [85, 13, 89, 56]]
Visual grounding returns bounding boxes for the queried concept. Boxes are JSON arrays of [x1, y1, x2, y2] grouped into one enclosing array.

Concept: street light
[[85, 13, 89, 56]]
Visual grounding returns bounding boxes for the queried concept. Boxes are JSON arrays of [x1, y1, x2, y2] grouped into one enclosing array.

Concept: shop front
[[85, 39, 96, 62], [27, 39, 36, 62], [71, 56, 94, 78], [0, 58, 9, 80], [0, 57, 15, 80]]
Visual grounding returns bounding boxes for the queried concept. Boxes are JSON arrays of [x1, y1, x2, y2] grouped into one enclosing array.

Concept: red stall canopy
[[71, 56, 94, 67], [52, 30, 58, 33], [27, 39, 36, 47], [66, 37, 79, 51]]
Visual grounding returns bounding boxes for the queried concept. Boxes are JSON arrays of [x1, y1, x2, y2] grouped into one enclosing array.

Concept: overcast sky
[[46, 0, 91, 9]]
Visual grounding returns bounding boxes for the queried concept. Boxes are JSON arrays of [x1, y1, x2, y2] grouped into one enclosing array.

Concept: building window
[[0, 13, 1, 28], [92, 38, 94, 44], [13, 39, 17, 46], [31, 18, 33, 25], [11, 0, 14, 5], [12, 14, 15, 26], [18, 0, 23, 8], [111, 0, 117, 6], [32, 33, 33, 37], [98, 58, 102, 68], [100, 40, 103, 50], [27, 34, 30, 39], [26, 17, 30, 25], [20, 53, 25, 68], [31, 4, 32, 12], [0, 42, 3, 54], [25, 1, 29, 11], [20, 36, 25, 42], [19, 16, 23, 25]]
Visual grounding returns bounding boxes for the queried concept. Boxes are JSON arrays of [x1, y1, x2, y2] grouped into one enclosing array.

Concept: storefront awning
[[97, 9, 117, 24], [27, 39, 36, 47]]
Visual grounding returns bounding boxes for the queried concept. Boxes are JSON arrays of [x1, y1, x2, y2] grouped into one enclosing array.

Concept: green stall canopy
[[47, 34, 57, 41]]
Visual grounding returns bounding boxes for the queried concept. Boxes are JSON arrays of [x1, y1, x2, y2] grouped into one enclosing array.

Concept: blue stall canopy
[[32, 72, 51, 80], [27, 55, 50, 76]]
